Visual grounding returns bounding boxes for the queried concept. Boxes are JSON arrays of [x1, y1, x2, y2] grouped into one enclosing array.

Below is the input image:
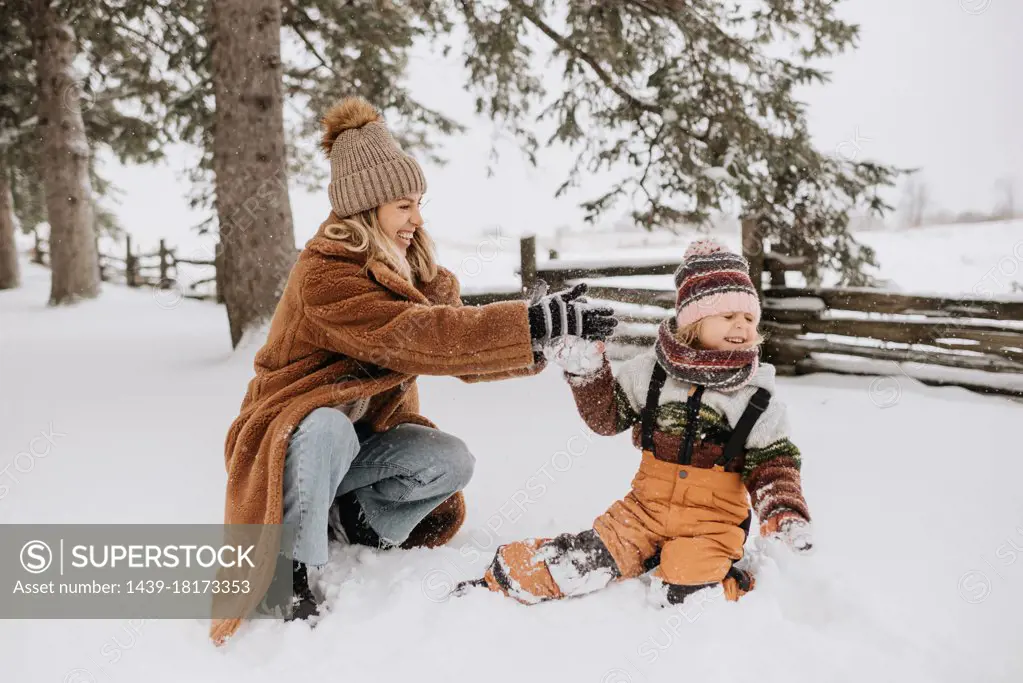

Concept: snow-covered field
[[431, 218, 1023, 299], [527, 219, 1023, 296], [2, 236, 1022, 682], [26, 216, 1020, 300]]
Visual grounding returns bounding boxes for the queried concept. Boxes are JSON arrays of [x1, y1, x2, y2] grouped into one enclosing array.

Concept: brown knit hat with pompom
[[320, 97, 427, 218]]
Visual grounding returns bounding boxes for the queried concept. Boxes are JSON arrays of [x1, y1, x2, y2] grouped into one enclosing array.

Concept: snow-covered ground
[[2, 253, 1022, 683]]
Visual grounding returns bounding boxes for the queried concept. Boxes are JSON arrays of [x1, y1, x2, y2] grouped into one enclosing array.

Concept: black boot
[[331, 491, 383, 547], [286, 560, 321, 622], [663, 581, 717, 605]]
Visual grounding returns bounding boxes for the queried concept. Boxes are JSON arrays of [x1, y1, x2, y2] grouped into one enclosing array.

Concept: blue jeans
[[282, 407, 475, 567]]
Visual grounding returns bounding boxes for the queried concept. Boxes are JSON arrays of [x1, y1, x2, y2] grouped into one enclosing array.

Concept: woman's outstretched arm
[[300, 261, 536, 377]]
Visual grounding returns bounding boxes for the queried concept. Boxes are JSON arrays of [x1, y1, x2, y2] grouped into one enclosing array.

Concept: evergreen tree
[[0, 0, 192, 298], [29, 0, 102, 303], [162, 0, 462, 219], [208, 0, 296, 347], [280, 0, 463, 193], [155, 0, 463, 345], [0, 9, 34, 290], [451, 0, 901, 284]]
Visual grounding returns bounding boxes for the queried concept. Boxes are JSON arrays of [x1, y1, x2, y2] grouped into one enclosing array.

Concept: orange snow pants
[[595, 451, 751, 588], [478, 451, 753, 603]]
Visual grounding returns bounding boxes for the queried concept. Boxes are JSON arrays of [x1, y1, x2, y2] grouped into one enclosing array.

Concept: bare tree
[[901, 175, 929, 228], [209, 0, 297, 347], [30, 0, 101, 304], [0, 161, 18, 289], [995, 177, 1015, 220]]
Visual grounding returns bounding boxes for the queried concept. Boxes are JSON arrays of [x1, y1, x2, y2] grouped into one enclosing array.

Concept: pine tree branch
[[508, 1, 708, 142], [508, 0, 659, 115], [641, 0, 757, 61], [0, 115, 37, 150], [282, 0, 342, 81], [291, 26, 338, 79], [629, 0, 803, 85], [110, 19, 175, 59], [100, 18, 206, 107], [637, 121, 665, 191]]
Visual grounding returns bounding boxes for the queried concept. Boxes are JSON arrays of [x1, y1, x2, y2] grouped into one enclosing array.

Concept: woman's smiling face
[[376, 193, 424, 251]]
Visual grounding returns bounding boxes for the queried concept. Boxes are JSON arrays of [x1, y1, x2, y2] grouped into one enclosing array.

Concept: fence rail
[[509, 225, 1023, 399], [764, 287, 1023, 320], [28, 223, 1023, 398], [30, 230, 222, 302]]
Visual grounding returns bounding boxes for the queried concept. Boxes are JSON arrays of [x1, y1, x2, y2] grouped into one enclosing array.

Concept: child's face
[[696, 312, 758, 351]]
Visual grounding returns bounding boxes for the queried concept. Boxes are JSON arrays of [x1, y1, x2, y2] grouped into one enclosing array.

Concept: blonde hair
[[675, 317, 766, 349], [323, 208, 438, 284]]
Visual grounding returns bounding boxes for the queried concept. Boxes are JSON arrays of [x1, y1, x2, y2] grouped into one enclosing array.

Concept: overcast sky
[[99, 0, 1022, 251]]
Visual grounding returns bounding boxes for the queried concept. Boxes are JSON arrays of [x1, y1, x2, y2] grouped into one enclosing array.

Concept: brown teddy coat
[[210, 214, 543, 644]]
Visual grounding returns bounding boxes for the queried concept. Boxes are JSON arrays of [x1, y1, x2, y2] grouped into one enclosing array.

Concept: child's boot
[[463, 529, 621, 604], [647, 565, 755, 608], [647, 575, 716, 607], [721, 565, 755, 601]]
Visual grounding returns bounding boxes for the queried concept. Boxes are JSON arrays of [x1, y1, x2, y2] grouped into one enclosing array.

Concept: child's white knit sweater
[[612, 348, 791, 454], [562, 345, 811, 525]]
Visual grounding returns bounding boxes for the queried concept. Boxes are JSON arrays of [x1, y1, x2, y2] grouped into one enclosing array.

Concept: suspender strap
[[644, 363, 708, 464], [641, 363, 668, 453], [715, 387, 772, 469], [677, 385, 705, 465]]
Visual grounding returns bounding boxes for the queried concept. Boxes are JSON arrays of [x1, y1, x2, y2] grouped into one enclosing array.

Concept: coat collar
[[366, 260, 430, 305]]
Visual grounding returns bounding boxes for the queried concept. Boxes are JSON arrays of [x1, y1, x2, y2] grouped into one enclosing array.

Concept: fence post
[[520, 235, 536, 295], [125, 234, 137, 287], [158, 238, 169, 287], [32, 228, 43, 264], [741, 217, 763, 300]]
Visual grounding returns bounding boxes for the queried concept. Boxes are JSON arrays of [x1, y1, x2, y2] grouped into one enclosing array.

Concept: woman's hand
[[527, 281, 619, 343]]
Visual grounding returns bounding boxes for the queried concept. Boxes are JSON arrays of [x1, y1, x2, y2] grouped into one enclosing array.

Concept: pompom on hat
[[673, 239, 761, 328], [320, 97, 427, 219]]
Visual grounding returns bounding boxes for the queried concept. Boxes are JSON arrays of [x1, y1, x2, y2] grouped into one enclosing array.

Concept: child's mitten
[[543, 337, 605, 376], [761, 510, 814, 554]]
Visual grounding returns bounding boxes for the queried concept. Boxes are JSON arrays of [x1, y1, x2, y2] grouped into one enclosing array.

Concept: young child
[[458, 240, 813, 606]]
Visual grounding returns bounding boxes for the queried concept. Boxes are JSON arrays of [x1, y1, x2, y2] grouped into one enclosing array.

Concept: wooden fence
[[464, 223, 1023, 399], [28, 223, 1023, 398], [30, 229, 222, 302]]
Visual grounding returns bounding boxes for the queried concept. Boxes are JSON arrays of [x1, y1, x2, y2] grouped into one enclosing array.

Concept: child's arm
[[546, 338, 642, 436], [741, 398, 813, 551]]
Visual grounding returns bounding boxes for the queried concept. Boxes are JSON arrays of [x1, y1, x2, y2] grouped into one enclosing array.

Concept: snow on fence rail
[[466, 231, 1023, 399], [27, 225, 1023, 398]]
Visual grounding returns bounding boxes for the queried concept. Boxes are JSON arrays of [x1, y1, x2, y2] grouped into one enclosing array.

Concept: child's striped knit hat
[[674, 239, 760, 328]]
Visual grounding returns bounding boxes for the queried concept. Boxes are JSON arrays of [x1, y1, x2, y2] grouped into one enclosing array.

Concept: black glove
[[527, 281, 618, 342]]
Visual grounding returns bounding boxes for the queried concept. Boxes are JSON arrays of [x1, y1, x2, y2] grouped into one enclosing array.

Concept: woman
[[210, 97, 617, 644]]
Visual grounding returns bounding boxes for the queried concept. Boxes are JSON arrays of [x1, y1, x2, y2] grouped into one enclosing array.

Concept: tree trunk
[[0, 161, 20, 290], [31, 0, 100, 305], [209, 0, 296, 348]]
